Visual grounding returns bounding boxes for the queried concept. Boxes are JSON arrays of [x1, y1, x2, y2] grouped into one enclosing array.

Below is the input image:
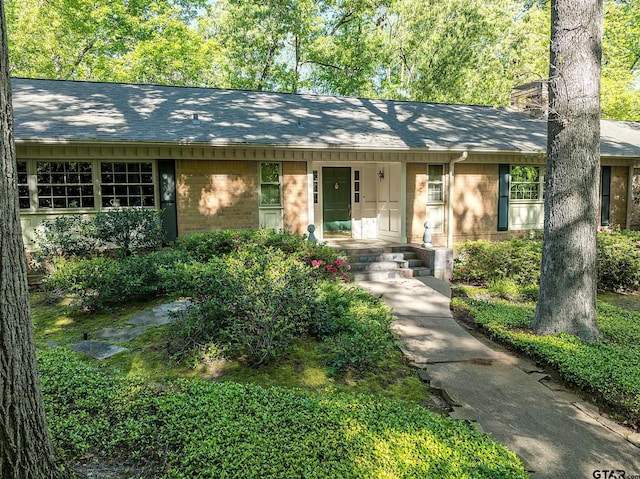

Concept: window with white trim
[[260, 162, 281, 206], [17, 161, 30, 209], [427, 164, 444, 202], [36, 161, 94, 209], [101, 161, 155, 207], [18, 159, 157, 212], [510, 165, 544, 201]]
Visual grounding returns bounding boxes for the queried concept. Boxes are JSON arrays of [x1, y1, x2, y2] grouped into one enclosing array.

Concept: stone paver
[[69, 341, 127, 360], [358, 277, 640, 479], [93, 327, 148, 343], [68, 300, 190, 360], [126, 299, 191, 326]]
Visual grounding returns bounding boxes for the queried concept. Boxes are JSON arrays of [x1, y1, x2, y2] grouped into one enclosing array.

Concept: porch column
[[306, 159, 315, 229], [400, 161, 407, 243]]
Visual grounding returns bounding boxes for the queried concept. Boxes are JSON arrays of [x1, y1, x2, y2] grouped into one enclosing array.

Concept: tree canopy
[[5, 0, 639, 119]]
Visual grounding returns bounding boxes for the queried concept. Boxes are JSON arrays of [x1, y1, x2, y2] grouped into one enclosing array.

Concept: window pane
[[428, 184, 443, 202], [100, 161, 155, 208], [261, 163, 280, 183], [427, 164, 444, 202], [33, 161, 93, 209], [428, 164, 444, 178], [511, 166, 540, 182], [17, 162, 29, 209], [260, 184, 281, 205], [510, 165, 541, 200]]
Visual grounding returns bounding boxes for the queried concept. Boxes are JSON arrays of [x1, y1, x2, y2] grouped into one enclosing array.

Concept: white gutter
[[447, 151, 468, 248]]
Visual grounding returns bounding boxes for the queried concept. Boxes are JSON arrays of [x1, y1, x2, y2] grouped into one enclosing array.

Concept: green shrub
[[313, 282, 396, 371], [32, 215, 97, 265], [32, 209, 165, 264], [166, 245, 317, 366], [596, 231, 640, 291], [92, 208, 164, 256], [44, 250, 183, 311], [175, 229, 352, 282], [487, 278, 522, 300], [453, 239, 542, 286], [174, 229, 254, 260], [455, 232, 640, 293], [38, 348, 528, 479]]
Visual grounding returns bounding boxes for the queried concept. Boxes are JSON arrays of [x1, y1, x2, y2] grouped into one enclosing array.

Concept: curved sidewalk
[[358, 277, 640, 479]]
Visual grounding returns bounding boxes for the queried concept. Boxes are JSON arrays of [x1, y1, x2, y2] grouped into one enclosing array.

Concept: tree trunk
[[0, 1, 69, 477], [533, 0, 603, 341]]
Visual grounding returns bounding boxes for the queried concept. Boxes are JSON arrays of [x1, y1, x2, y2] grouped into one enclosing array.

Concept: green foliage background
[[5, 0, 639, 119]]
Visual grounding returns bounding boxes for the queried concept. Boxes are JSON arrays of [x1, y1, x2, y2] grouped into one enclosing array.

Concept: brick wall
[[176, 159, 259, 234], [282, 161, 309, 235], [609, 166, 628, 228]]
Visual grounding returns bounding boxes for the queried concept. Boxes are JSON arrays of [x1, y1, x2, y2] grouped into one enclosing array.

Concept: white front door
[[377, 163, 401, 241]]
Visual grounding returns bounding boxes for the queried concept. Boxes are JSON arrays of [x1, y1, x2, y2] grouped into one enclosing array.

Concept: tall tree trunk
[[533, 0, 603, 341], [0, 1, 68, 478]]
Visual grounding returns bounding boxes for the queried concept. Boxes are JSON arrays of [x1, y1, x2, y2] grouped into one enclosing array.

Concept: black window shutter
[[498, 164, 510, 231], [601, 166, 611, 227]]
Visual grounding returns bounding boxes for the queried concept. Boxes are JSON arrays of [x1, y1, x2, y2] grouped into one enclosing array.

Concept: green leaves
[[39, 347, 528, 478]]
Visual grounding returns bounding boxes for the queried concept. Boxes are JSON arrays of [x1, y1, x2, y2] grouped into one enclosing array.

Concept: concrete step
[[353, 267, 432, 281], [350, 260, 407, 272], [352, 269, 415, 281]]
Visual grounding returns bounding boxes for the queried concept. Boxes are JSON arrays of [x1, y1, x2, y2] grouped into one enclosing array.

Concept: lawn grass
[[32, 291, 529, 478], [452, 287, 640, 427]]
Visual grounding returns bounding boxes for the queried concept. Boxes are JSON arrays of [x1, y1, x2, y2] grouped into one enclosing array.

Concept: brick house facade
[[12, 78, 640, 249]]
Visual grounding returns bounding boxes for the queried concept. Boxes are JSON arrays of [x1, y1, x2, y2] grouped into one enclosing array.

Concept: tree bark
[[533, 0, 603, 341], [0, 1, 69, 477]]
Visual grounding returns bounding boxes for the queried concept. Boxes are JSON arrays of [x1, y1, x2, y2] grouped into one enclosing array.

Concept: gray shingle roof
[[10, 78, 640, 157]]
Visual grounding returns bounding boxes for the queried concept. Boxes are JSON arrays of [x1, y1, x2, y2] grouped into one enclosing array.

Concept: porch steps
[[336, 246, 432, 281]]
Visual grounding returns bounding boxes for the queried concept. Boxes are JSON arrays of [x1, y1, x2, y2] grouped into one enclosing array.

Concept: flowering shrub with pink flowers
[[309, 257, 352, 283], [176, 229, 352, 282]]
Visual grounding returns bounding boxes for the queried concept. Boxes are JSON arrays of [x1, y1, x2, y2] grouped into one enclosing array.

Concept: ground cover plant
[[39, 347, 528, 479], [451, 288, 640, 428]]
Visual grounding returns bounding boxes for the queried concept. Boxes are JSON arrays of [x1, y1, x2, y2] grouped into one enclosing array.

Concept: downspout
[[447, 151, 468, 248]]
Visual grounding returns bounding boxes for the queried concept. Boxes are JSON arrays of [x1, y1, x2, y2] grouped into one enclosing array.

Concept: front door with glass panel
[[322, 167, 351, 237]]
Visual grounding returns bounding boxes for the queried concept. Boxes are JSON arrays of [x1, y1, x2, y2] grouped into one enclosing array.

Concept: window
[[260, 162, 281, 206], [17, 161, 30, 209], [101, 161, 155, 207], [18, 159, 157, 212], [427, 164, 444, 202], [313, 169, 319, 204], [510, 166, 544, 200], [354, 170, 360, 203], [36, 161, 94, 209]]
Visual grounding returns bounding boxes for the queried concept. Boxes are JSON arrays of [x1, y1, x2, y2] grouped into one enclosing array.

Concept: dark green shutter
[[498, 164, 510, 231], [601, 166, 611, 227], [158, 160, 178, 243]]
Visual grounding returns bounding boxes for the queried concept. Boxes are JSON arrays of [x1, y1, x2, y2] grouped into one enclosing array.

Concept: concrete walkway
[[358, 277, 640, 479]]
